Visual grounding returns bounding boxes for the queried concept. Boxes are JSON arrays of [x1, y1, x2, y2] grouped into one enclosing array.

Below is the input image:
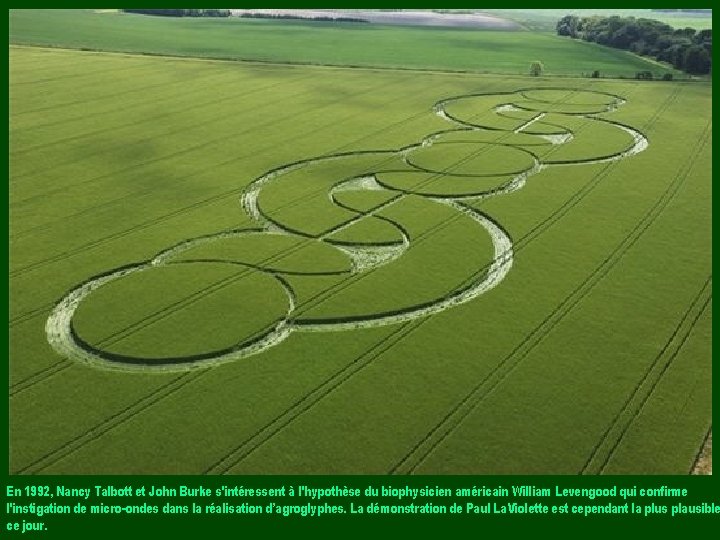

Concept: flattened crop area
[[9, 47, 711, 474]]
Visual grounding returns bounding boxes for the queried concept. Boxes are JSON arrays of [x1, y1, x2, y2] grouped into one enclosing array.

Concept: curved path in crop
[[46, 87, 648, 370]]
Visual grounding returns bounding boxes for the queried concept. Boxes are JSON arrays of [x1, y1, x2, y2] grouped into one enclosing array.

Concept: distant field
[[488, 9, 713, 31], [650, 15, 714, 30], [9, 9, 677, 77], [9, 46, 711, 474], [233, 9, 522, 29]]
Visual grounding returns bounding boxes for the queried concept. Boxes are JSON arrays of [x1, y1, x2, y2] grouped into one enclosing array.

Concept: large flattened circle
[[406, 142, 535, 177], [71, 262, 291, 364]]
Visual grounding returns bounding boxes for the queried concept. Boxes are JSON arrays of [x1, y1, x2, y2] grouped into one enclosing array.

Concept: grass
[[327, 217, 405, 246], [9, 9, 680, 77], [407, 142, 535, 176], [9, 45, 711, 475], [447, 97, 536, 129], [256, 155, 401, 236], [296, 196, 496, 322], [541, 120, 635, 162], [173, 233, 353, 274], [486, 9, 713, 32], [73, 263, 290, 360], [376, 170, 515, 197]]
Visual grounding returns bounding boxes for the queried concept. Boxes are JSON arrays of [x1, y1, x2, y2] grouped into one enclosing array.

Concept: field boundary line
[[11, 43, 672, 82]]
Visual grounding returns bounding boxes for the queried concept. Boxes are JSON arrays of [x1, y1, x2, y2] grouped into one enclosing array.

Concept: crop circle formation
[[46, 88, 648, 370]]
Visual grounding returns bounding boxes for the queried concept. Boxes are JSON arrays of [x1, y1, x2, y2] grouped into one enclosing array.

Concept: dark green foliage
[[123, 9, 230, 18], [238, 12, 367, 23], [557, 14, 712, 75], [556, 15, 581, 38], [683, 45, 711, 74], [529, 60, 543, 76]]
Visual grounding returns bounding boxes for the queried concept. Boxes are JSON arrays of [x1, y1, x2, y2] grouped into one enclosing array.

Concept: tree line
[[238, 13, 368, 23], [123, 9, 230, 18], [557, 15, 711, 75], [122, 9, 367, 23]]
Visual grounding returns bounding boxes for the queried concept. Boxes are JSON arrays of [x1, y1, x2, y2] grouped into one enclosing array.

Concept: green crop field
[[9, 9, 681, 78], [486, 9, 713, 32], [9, 39, 711, 475]]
